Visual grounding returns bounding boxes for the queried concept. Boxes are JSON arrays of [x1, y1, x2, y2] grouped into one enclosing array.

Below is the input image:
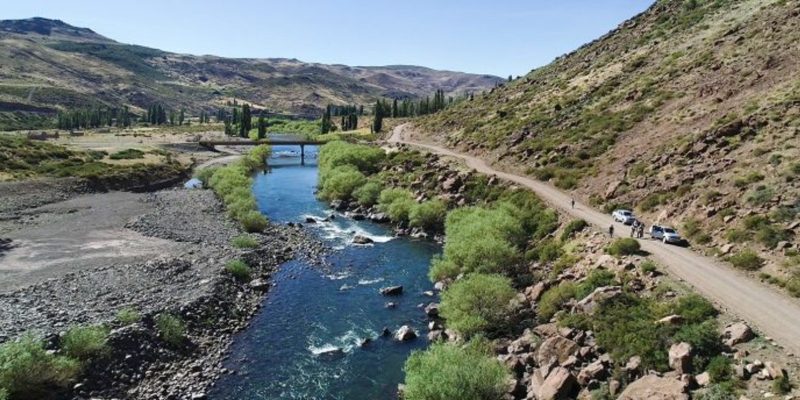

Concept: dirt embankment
[[0, 175, 327, 398]]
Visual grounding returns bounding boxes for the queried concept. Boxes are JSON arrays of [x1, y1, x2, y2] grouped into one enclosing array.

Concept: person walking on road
[[639, 223, 645, 238], [609, 225, 614, 237], [571, 198, 575, 209], [631, 222, 637, 237]]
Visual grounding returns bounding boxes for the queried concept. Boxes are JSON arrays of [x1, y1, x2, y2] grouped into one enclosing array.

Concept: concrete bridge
[[198, 139, 325, 164]]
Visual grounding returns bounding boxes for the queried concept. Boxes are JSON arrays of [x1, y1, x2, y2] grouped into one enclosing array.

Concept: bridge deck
[[199, 140, 325, 146]]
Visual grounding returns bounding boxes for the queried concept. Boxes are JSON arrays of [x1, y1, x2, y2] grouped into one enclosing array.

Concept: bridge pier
[[300, 145, 305, 166]]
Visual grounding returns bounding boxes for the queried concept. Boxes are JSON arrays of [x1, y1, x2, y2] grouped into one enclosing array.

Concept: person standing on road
[[630, 222, 637, 237], [609, 225, 614, 237], [639, 223, 645, 238], [571, 198, 575, 209]]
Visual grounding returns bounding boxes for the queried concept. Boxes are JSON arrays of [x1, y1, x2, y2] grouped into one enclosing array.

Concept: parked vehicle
[[649, 225, 682, 244], [612, 209, 636, 225]]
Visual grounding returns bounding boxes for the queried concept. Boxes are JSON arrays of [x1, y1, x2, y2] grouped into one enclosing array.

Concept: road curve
[[389, 124, 800, 355]]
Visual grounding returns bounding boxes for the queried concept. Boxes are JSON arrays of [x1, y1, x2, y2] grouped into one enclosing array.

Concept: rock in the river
[[352, 235, 374, 245], [669, 342, 693, 374], [424, 303, 439, 317], [722, 322, 754, 347], [618, 375, 688, 400], [305, 217, 318, 224], [368, 213, 390, 223], [395, 325, 417, 342], [380, 285, 404, 296]]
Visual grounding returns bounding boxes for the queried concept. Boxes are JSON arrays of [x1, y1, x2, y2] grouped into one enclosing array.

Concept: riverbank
[[0, 142, 330, 399]]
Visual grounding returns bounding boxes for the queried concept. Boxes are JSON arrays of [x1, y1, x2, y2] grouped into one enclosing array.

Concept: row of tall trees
[[56, 106, 132, 130]]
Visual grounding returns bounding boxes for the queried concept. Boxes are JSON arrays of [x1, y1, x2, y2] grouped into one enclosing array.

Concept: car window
[[664, 228, 676, 234]]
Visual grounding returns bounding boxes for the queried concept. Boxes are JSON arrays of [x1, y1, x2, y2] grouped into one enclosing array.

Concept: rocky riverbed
[[0, 179, 327, 399]]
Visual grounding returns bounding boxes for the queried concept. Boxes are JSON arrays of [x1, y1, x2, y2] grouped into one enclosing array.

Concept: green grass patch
[[61, 325, 110, 361], [560, 219, 588, 241], [606, 238, 641, 256], [0, 334, 81, 399], [231, 234, 259, 249], [403, 340, 510, 400], [225, 259, 252, 282], [109, 148, 145, 160], [726, 249, 763, 271], [155, 313, 186, 346], [116, 307, 141, 325], [207, 145, 270, 232]]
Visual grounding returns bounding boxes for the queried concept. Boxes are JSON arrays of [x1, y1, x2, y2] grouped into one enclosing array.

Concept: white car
[[650, 225, 682, 244], [612, 209, 636, 225]]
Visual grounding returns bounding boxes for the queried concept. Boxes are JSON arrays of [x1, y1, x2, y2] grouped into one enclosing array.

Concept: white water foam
[[357, 278, 384, 286], [308, 329, 375, 356], [300, 213, 395, 246]]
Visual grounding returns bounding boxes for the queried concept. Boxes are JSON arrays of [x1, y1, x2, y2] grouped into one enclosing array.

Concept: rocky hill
[[411, 0, 800, 285], [0, 17, 502, 127]]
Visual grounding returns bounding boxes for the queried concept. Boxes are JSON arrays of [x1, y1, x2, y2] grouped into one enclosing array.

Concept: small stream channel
[[209, 144, 440, 399]]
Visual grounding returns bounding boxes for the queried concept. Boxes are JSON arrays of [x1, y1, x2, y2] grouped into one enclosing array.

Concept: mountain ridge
[[0, 17, 503, 126]]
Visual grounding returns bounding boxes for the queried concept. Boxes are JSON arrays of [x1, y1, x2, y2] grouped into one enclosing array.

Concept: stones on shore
[[248, 278, 269, 291], [424, 303, 439, 317], [394, 325, 417, 342], [722, 321, 754, 347], [380, 285, 403, 296]]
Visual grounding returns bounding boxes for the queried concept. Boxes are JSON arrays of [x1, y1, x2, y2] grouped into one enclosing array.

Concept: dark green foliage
[[773, 375, 792, 394], [109, 148, 145, 160], [538, 282, 577, 322], [155, 314, 186, 346], [319, 165, 366, 201], [403, 341, 510, 400], [409, 200, 447, 231], [726, 249, 763, 270], [439, 274, 517, 338], [226, 260, 252, 282], [575, 269, 616, 300], [695, 383, 737, 400], [705, 355, 732, 383], [61, 325, 110, 361], [0, 335, 81, 399], [560, 219, 588, 241], [207, 145, 270, 232], [606, 238, 641, 256], [372, 100, 384, 133], [353, 180, 382, 207], [530, 239, 563, 263], [318, 141, 385, 181], [378, 188, 415, 222]]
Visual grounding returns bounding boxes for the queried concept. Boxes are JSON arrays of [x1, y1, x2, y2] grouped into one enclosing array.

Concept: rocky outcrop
[[394, 325, 417, 341], [380, 285, 404, 296], [722, 321, 754, 347], [352, 235, 374, 245], [536, 336, 579, 366], [669, 342, 693, 374], [618, 375, 688, 400]]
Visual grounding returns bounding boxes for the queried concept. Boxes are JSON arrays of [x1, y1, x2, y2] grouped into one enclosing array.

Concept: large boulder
[[536, 337, 579, 366], [508, 329, 539, 354], [380, 285, 403, 296], [575, 286, 622, 314], [577, 359, 607, 386], [352, 235, 374, 245], [537, 367, 577, 400], [394, 325, 417, 342], [722, 322, 754, 347], [669, 342, 693, 374], [424, 303, 439, 317], [618, 375, 689, 400]]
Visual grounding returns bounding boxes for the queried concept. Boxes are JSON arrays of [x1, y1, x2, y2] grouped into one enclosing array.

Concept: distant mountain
[[0, 17, 503, 126]]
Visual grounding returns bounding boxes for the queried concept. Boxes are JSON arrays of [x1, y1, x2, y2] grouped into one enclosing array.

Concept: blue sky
[[4, 0, 654, 77]]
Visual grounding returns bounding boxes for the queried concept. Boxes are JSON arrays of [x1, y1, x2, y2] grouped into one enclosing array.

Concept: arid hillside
[[412, 0, 799, 287], [0, 17, 503, 128]]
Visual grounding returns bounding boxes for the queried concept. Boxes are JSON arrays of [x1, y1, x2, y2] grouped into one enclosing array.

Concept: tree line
[[56, 103, 216, 130]]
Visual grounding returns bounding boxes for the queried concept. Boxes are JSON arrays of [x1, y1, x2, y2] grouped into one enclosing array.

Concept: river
[[209, 145, 440, 399]]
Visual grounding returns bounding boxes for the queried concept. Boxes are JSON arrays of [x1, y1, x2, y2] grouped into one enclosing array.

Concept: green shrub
[[705, 355, 732, 383], [194, 166, 218, 185], [0, 335, 80, 399], [429, 204, 526, 281], [683, 218, 702, 239], [773, 375, 792, 394], [353, 180, 382, 206], [226, 259, 252, 282], [378, 188, 416, 222], [439, 274, 516, 338], [575, 269, 616, 300], [786, 272, 800, 297], [538, 282, 577, 322], [724, 229, 747, 243], [755, 225, 788, 248], [672, 294, 718, 323], [318, 141, 385, 179], [240, 211, 268, 233], [403, 341, 510, 400], [532, 239, 563, 263], [318, 165, 366, 201], [747, 186, 774, 205], [606, 238, 641, 256], [560, 219, 588, 241], [695, 383, 737, 400], [409, 199, 447, 231], [116, 307, 141, 325], [640, 260, 658, 274], [61, 325, 110, 361], [109, 148, 145, 160], [231, 234, 259, 249], [726, 249, 763, 271], [155, 313, 186, 346]]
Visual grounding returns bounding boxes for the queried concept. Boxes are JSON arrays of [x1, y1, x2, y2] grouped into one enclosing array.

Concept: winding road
[[389, 124, 800, 355]]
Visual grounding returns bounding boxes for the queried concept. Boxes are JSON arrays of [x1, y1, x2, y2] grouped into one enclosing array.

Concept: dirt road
[[390, 124, 800, 355]]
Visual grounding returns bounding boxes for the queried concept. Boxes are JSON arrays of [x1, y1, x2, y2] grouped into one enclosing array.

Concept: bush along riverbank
[[317, 141, 794, 400], [0, 143, 330, 399]]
